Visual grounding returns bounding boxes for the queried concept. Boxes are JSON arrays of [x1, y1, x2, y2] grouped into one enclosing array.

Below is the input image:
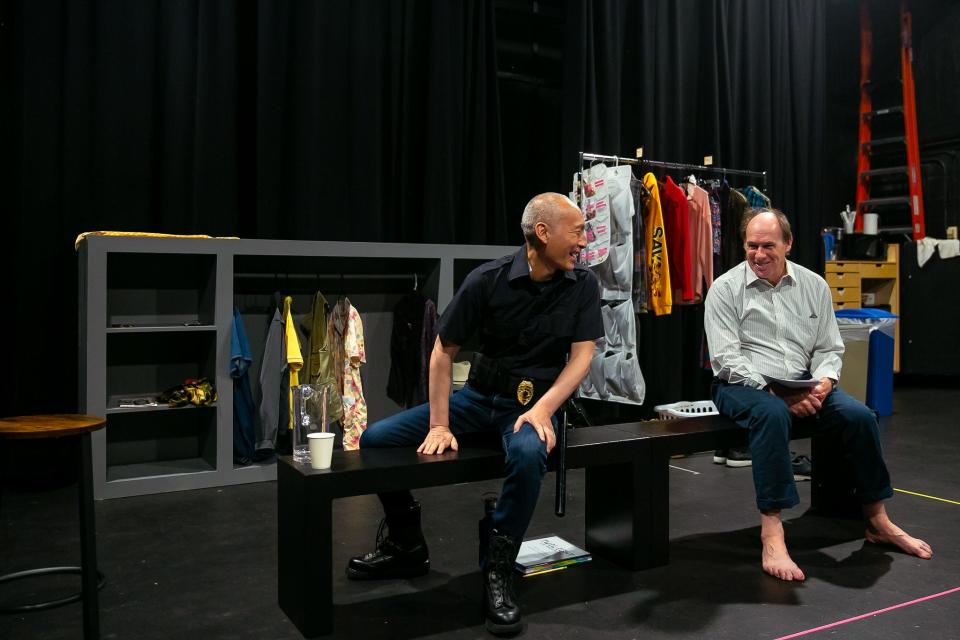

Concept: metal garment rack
[[553, 151, 768, 517], [234, 273, 419, 280], [579, 151, 768, 191]]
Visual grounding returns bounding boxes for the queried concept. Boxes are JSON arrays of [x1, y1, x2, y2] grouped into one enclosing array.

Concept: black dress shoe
[[483, 531, 522, 635], [346, 532, 429, 580], [346, 503, 430, 580]]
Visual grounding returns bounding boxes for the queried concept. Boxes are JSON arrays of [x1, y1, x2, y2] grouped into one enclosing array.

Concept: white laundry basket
[[654, 400, 719, 420]]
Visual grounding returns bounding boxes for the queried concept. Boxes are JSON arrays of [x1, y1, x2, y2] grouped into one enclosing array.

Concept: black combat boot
[[346, 501, 429, 580], [483, 530, 522, 635]]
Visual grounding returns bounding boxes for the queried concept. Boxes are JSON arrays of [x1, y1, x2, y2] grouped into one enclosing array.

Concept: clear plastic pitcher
[[292, 383, 331, 463]]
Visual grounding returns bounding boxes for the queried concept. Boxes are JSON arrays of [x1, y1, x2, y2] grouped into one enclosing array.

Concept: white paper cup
[[307, 432, 335, 470], [863, 212, 879, 235]]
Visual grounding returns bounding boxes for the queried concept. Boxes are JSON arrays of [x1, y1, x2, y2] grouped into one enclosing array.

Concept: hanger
[[628, 163, 644, 188]]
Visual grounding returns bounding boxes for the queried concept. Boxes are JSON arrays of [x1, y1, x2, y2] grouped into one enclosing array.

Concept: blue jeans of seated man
[[712, 381, 893, 512], [359, 383, 555, 545]]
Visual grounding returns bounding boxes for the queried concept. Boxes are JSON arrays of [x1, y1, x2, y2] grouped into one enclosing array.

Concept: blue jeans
[[359, 384, 555, 542], [712, 381, 893, 512]]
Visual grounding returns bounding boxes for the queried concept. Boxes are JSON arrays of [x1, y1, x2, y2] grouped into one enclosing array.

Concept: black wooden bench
[[278, 414, 843, 637]]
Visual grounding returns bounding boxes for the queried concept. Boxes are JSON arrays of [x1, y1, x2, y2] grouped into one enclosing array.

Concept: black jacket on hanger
[[387, 292, 428, 408]]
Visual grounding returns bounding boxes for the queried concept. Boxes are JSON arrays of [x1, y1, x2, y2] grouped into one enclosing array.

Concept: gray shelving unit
[[79, 236, 515, 499]]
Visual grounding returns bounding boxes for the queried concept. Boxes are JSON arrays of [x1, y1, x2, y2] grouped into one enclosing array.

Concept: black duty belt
[[467, 353, 554, 406]]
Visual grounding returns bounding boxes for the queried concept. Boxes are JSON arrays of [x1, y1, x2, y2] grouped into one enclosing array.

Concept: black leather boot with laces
[[346, 502, 429, 580], [483, 530, 522, 635]]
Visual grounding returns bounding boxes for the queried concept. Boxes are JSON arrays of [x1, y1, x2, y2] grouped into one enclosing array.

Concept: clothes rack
[[234, 273, 420, 281], [579, 151, 768, 192]]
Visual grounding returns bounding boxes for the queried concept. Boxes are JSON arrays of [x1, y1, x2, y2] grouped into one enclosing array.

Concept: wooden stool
[[0, 414, 106, 639]]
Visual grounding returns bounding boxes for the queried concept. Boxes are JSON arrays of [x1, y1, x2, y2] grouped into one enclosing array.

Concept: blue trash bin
[[835, 309, 897, 416]]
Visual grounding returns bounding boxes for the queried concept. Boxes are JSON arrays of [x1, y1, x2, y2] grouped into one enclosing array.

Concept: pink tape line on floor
[[773, 586, 960, 640]]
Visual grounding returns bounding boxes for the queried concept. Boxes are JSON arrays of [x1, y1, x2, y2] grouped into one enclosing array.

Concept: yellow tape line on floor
[[894, 488, 960, 505]]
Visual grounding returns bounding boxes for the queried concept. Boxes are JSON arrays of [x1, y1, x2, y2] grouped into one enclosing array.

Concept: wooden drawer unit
[[830, 286, 861, 303], [832, 300, 860, 310], [825, 260, 859, 273], [824, 243, 900, 372], [858, 262, 897, 279], [825, 270, 859, 287]]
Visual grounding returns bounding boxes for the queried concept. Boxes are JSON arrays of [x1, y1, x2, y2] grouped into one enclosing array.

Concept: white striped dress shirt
[[704, 260, 843, 389]]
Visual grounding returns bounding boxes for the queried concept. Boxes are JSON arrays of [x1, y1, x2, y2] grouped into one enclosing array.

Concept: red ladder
[[855, 0, 926, 240]]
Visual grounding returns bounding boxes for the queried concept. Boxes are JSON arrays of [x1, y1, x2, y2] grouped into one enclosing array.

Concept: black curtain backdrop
[[16, 0, 945, 419], [562, 0, 826, 264], [2, 0, 507, 417], [561, 0, 827, 413], [252, 1, 507, 243]]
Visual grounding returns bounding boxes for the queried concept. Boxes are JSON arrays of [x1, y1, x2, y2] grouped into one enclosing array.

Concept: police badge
[[517, 379, 534, 406]]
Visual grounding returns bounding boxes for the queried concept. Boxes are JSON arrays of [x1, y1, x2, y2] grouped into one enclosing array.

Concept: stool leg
[[78, 432, 100, 639], [810, 431, 861, 519]]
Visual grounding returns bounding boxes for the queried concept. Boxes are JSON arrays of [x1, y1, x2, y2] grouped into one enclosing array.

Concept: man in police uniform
[[346, 193, 602, 635]]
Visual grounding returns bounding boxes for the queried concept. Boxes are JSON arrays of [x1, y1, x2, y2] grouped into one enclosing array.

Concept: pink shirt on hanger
[[685, 183, 714, 302]]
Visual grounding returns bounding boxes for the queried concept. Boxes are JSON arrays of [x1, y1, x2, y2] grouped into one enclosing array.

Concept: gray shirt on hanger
[[257, 308, 285, 452]]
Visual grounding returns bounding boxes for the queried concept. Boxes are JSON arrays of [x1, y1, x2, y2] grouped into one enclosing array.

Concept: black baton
[[555, 399, 568, 517]]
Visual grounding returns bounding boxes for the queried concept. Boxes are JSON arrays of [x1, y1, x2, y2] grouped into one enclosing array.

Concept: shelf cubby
[[105, 409, 217, 482], [105, 330, 216, 401], [107, 252, 216, 327]]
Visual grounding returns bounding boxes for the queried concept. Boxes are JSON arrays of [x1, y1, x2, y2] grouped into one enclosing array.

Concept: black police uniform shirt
[[437, 246, 603, 382]]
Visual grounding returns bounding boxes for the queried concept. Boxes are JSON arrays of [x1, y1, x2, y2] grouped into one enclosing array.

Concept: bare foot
[[761, 533, 806, 581], [865, 523, 933, 559], [759, 511, 805, 581], [862, 502, 933, 559]]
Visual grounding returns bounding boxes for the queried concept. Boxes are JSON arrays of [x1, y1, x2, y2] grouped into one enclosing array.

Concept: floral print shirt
[[340, 304, 367, 450]]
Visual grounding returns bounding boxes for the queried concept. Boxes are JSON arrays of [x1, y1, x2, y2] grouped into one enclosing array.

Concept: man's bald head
[[520, 193, 579, 246]]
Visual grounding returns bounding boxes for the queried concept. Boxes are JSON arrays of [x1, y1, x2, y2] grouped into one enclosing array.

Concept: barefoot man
[[705, 208, 932, 581]]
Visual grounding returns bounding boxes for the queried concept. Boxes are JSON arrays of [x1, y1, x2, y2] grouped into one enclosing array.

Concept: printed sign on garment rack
[[573, 170, 611, 267]]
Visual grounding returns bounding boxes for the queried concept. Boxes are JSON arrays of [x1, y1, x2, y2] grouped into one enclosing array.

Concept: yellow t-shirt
[[283, 296, 304, 430]]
